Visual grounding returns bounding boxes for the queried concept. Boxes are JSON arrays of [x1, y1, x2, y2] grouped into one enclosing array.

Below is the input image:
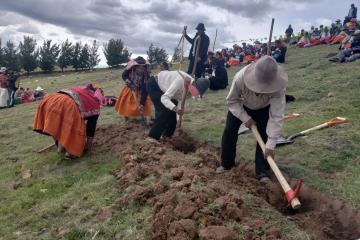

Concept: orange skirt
[[114, 86, 151, 117], [243, 55, 256, 64], [331, 35, 345, 44], [33, 93, 86, 157]]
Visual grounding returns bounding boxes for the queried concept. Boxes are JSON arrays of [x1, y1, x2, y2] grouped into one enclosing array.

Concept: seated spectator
[[330, 28, 349, 44], [329, 30, 360, 62], [341, 31, 353, 49], [347, 18, 359, 30], [34, 86, 46, 101], [15, 87, 24, 98], [227, 57, 240, 66], [297, 32, 311, 48], [215, 51, 226, 66], [204, 51, 215, 73], [272, 40, 287, 63], [330, 23, 341, 36], [319, 27, 332, 44], [208, 59, 228, 90], [243, 46, 256, 64], [309, 26, 315, 36], [335, 19, 343, 29], [22, 88, 34, 103]]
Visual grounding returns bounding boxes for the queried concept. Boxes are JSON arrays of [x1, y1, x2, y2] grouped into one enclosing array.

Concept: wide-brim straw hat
[[243, 56, 288, 94]]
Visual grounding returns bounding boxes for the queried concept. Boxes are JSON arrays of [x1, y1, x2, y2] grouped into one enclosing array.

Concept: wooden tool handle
[[192, 36, 201, 76], [37, 143, 56, 153], [267, 18, 275, 56], [177, 71, 189, 128], [300, 122, 328, 135], [251, 126, 301, 209], [178, 88, 187, 128]]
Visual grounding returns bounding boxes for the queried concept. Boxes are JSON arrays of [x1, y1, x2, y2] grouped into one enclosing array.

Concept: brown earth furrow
[[94, 122, 360, 240]]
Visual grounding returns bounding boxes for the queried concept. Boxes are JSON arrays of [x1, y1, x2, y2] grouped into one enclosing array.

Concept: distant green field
[[0, 44, 359, 239]]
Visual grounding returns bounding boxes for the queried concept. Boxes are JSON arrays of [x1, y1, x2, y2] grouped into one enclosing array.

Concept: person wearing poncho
[[33, 83, 105, 159], [114, 56, 152, 124]]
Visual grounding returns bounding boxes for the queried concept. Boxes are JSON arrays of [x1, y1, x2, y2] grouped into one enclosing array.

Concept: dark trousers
[[85, 115, 99, 137], [209, 78, 226, 90], [187, 58, 204, 78], [147, 77, 178, 140], [221, 106, 270, 178], [8, 88, 15, 107]]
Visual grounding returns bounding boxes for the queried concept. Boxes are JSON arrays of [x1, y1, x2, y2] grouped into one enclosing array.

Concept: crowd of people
[[27, 4, 358, 182], [284, 3, 360, 63], [31, 22, 290, 184], [0, 67, 47, 109], [206, 37, 287, 70]]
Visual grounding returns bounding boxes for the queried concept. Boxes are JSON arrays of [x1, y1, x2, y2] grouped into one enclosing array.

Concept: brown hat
[[243, 56, 288, 93]]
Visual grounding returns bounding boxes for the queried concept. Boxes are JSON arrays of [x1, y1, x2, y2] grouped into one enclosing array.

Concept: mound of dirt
[[94, 122, 360, 240]]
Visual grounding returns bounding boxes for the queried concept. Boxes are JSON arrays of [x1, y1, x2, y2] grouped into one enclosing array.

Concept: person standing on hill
[[0, 68, 9, 109], [7, 70, 18, 108], [114, 56, 152, 124], [216, 56, 288, 183], [345, 4, 357, 25], [183, 23, 210, 79], [285, 25, 294, 42]]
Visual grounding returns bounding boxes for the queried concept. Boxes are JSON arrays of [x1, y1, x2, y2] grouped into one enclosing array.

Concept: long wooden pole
[[251, 125, 301, 209], [178, 36, 201, 128], [267, 18, 275, 56], [212, 29, 218, 52], [191, 36, 201, 76]]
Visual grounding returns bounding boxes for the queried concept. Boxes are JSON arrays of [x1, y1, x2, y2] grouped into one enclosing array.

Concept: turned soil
[[94, 122, 360, 240]]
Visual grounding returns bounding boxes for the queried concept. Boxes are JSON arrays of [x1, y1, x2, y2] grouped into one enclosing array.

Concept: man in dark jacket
[[7, 70, 18, 107], [209, 59, 228, 90], [285, 25, 293, 42], [184, 23, 210, 79], [345, 4, 357, 25]]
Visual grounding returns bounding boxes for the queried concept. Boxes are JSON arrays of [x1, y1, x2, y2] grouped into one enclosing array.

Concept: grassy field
[[0, 44, 359, 239]]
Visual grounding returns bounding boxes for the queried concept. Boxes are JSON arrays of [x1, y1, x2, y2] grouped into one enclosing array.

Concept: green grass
[[0, 44, 360, 239]]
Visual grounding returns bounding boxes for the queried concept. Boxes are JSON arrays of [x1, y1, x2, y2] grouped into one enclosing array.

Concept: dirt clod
[[199, 226, 238, 240], [94, 122, 360, 240]]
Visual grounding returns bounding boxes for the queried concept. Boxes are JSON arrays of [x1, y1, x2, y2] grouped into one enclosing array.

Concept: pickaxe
[[251, 125, 302, 209]]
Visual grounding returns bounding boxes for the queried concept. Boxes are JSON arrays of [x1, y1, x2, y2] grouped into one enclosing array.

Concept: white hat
[[0, 67, 6, 73], [244, 56, 288, 93], [35, 86, 44, 91], [354, 30, 360, 36]]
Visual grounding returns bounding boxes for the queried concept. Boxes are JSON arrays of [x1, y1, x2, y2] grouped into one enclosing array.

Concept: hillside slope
[[0, 44, 359, 239]]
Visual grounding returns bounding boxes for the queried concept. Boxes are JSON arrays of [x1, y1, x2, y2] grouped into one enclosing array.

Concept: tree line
[[0, 36, 169, 74]]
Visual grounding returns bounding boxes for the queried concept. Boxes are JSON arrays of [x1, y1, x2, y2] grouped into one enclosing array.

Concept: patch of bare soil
[[94, 122, 360, 240]]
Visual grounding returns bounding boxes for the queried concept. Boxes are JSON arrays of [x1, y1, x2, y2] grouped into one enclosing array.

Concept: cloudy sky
[[0, 0, 355, 66]]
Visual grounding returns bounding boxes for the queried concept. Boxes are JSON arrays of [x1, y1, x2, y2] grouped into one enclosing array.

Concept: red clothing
[[0, 74, 8, 88], [21, 90, 34, 103], [61, 87, 101, 118]]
